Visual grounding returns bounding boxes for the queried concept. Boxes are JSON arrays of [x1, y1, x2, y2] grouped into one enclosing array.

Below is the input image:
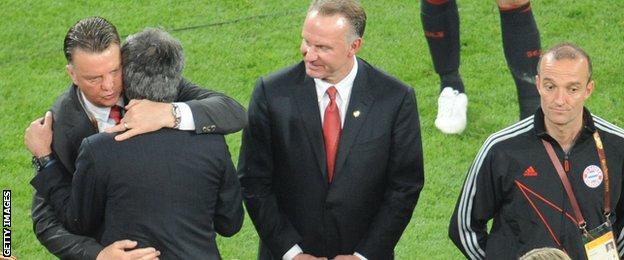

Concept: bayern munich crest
[[583, 165, 603, 188]]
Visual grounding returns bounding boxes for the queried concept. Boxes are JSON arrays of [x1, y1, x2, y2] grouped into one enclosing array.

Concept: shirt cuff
[[282, 244, 303, 260], [174, 102, 195, 130], [354, 252, 368, 260]]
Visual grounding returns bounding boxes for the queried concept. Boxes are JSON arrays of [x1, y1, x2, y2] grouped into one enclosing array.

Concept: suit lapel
[[333, 59, 374, 179], [53, 85, 98, 173], [292, 69, 329, 187]]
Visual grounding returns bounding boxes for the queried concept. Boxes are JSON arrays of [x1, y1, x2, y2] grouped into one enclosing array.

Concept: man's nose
[[101, 75, 114, 90], [304, 47, 317, 61], [553, 88, 566, 105]]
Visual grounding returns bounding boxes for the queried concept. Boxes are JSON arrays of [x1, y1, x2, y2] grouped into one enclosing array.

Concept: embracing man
[[28, 28, 243, 259], [24, 17, 246, 259]]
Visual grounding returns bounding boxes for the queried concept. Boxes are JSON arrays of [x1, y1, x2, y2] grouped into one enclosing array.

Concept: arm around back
[[177, 79, 247, 135], [31, 189, 104, 259], [31, 138, 108, 237]]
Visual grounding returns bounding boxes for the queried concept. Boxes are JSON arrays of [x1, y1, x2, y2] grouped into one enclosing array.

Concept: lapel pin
[[353, 110, 360, 118]]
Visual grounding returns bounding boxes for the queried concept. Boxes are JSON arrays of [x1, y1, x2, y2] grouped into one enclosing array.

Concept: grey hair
[[538, 42, 593, 81], [308, 0, 366, 42], [121, 28, 183, 103], [64, 16, 120, 63], [519, 247, 571, 260]]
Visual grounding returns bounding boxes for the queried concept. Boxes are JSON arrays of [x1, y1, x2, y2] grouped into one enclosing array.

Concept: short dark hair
[[63, 16, 120, 63], [121, 28, 183, 103], [538, 43, 593, 81], [308, 0, 366, 41]]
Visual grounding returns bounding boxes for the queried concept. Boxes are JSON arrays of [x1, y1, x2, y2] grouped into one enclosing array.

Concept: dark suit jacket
[[31, 79, 247, 259], [32, 129, 243, 259], [238, 58, 424, 259]]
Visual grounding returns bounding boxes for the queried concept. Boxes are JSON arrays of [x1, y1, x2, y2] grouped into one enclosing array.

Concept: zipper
[[564, 153, 570, 173]]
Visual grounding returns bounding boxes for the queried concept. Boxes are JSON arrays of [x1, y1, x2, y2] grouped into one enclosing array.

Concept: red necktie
[[109, 105, 122, 124], [323, 86, 341, 183]]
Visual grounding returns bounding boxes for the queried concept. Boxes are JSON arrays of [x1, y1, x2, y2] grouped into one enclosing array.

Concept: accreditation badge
[[582, 221, 619, 260]]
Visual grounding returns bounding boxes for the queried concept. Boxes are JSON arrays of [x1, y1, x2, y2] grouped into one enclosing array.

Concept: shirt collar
[[534, 106, 596, 142], [80, 90, 124, 122], [314, 56, 359, 101]]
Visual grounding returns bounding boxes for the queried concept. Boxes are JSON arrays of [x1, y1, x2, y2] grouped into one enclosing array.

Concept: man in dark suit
[[24, 17, 246, 259], [29, 28, 244, 259], [238, 1, 424, 259]]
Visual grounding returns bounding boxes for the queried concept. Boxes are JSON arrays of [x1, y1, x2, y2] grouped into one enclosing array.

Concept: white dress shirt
[[80, 91, 195, 133], [283, 56, 367, 260], [314, 55, 358, 127]]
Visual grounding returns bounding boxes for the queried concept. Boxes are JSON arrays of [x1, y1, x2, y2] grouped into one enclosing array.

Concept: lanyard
[[541, 131, 610, 232]]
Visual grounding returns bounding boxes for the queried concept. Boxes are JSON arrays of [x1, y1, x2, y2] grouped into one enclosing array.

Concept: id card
[[582, 222, 619, 260]]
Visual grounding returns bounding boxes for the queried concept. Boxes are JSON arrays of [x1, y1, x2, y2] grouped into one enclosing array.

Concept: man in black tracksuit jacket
[[449, 43, 624, 259]]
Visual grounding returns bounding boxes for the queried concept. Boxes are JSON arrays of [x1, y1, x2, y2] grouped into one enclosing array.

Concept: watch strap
[[32, 154, 54, 172]]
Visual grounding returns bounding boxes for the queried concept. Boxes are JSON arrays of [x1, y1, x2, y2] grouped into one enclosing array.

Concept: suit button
[[202, 125, 216, 133]]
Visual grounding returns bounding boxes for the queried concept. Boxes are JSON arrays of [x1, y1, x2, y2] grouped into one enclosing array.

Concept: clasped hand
[[105, 99, 175, 141]]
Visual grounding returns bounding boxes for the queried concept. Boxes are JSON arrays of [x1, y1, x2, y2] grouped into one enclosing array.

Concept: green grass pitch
[[1, 0, 623, 259]]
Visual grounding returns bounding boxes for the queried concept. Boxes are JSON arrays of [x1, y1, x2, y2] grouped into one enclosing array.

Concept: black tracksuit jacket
[[449, 108, 624, 259]]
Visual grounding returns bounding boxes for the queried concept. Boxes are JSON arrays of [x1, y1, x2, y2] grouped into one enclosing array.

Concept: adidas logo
[[523, 166, 538, 177]]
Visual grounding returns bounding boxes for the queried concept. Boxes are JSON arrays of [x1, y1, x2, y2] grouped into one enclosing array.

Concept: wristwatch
[[32, 154, 54, 172], [171, 103, 181, 129]]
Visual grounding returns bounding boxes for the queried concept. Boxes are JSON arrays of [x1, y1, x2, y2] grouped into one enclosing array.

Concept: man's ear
[[535, 75, 542, 94], [66, 64, 78, 85], [349, 37, 362, 57], [585, 79, 595, 100]]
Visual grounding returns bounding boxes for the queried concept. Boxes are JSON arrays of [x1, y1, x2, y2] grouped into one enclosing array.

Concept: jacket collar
[[534, 106, 596, 143]]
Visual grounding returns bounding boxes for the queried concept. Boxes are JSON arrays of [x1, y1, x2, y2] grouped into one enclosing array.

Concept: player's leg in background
[[498, 0, 541, 119]]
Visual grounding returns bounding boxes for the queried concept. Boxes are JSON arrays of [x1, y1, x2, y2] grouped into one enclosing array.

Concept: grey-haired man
[[24, 17, 246, 259], [30, 28, 243, 260]]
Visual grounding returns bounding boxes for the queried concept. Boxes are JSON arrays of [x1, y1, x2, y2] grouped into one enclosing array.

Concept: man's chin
[[97, 98, 120, 108], [545, 115, 573, 126], [305, 68, 325, 79]]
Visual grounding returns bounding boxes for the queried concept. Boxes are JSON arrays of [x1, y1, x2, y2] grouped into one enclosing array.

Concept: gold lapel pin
[[353, 110, 360, 118]]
